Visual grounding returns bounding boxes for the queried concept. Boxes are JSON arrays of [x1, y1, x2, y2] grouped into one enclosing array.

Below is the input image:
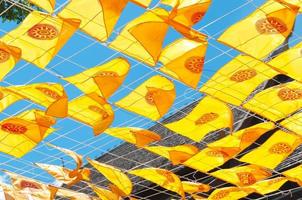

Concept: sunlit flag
[[283, 164, 302, 186], [104, 127, 161, 147], [159, 38, 208, 88], [63, 58, 130, 99], [88, 183, 121, 200], [144, 144, 199, 165], [200, 55, 279, 106], [184, 122, 275, 172], [0, 183, 29, 200], [181, 181, 210, 194], [110, 8, 169, 66], [57, 187, 96, 200], [280, 112, 302, 136], [243, 81, 302, 121], [240, 130, 302, 169], [0, 110, 56, 158], [0, 87, 23, 113], [279, 0, 302, 12], [208, 187, 254, 200], [7, 83, 68, 118], [0, 42, 21, 81], [218, 0, 298, 59], [248, 177, 289, 195], [1, 11, 80, 68], [164, 96, 233, 142], [29, 0, 56, 13], [115, 75, 176, 120], [68, 93, 114, 135]]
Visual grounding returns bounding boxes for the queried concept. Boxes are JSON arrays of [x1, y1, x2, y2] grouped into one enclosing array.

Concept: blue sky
[[0, 0, 301, 186]]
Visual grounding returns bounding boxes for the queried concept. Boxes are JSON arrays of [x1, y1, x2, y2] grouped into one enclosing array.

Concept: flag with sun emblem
[[110, 8, 170, 66], [115, 75, 176, 121], [159, 38, 208, 88], [1, 11, 80, 69], [0, 42, 21, 81], [218, 0, 298, 59], [68, 93, 114, 136], [104, 127, 161, 148], [63, 58, 130, 99], [7, 83, 68, 118], [128, 168, 185, 199], [0, 110, 56, 158], [243, 81, 302, 121], [29, 0, 56, 13], [164, 96, 233, 142], [183, 122, 275, 172], [240, 130, 302, 169], [200, 55, 279, 106]]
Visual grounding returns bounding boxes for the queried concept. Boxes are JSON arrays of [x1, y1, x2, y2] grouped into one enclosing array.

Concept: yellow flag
[[159, 38, 207, 88], [7, 83, 68, 118], [104, 127, 161, 147], [110, 8, 169, 66], [0, 87, 23, 113], [88, 183, 121, 200], [283, 164, 302, 185], [243, 81, 302, 121], [0, 42, 21, 81], [240, 130, 302, 169], [280, 112, 302, 136], [63, 58, 130, 98], [211, 165, 272, 187], [115, 75, 176, 120], [277, 0, 302, 12], [164, 96, 232, 142], [1, 11, 80, 69], [181, 181, 210, 194], [248, 177, 288, 195], [68, 93, 114, 135], [29, 0, 55, 13], [200, 55, 279, 106], [208, 187, 254, 200], [144, 144, 199, 165], [128, 168, 185, 199], [217, 0, 298, 59], [184, 122, 274, 172], [87, 158, 132, 196], [1, 184, 30, 200], [268, 41, 302, 82], [0, 110, 55, 158]]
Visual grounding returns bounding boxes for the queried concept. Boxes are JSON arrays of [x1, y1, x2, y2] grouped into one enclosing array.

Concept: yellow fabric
[[130, 0, 153, 7], [181, 181, 210, 194], [7, 83, 68, 118], [240, 130, 302, 169], [268, 41, 302, 82], [217, 0, 298, 59], [0, 42, 21, 81], [280, 112, 302, 136], [243, 81, 302, 121], [200, 55, 279, 106], [159, 38, 207, 88], [144, 144, 199, 165], [0, 87, 23, 113], [87, 158, 132, 196], [248, 177, 288, 195], [64, 58, 130, 98], [278, 0, 302, 12], [104, 127, 161, 147], [283, 164, 302, 185], [57, 188, 94, 200], [110, 8, 169, 66], [1, 11, 80, 69], [128, 168, 185, 199], [88, 184, 121, 200], [115, 75, 176, 120], [184, 122, 274, 172], [208, 187, 254, 200], [0, 110, 55, 158], [29, 0, 55, 13], [68, 93, 114, 135], [164, 96, 232, 142], [1, 184, 30, 200], [211, 165, 272, 187]]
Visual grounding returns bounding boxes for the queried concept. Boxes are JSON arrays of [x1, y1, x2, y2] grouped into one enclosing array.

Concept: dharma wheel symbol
[[28, 24, 59, 40]]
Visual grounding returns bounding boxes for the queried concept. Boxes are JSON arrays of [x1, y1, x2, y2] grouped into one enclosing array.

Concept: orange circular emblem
[[185, 56, 204, 73], [278, 88, 302, 101], [1, 123, 27, 134], [28, 24, 58, 40], [0, 49, 10, 63], [145, 91, 158, 105], [89, 105, 109, 119], [236, 172, 257, 186], [195, 112, 219, 125], [20, 180, 40, 189], [269, 142, 292, 154], [191, 12, 205, 24], [256, 17, 287, 34], [230, 69, 257, 82], [36, 87, 61, 100], [212, 188, 240, 200]]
